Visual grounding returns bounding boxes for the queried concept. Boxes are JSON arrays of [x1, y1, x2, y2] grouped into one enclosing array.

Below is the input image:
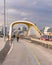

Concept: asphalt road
[[2, 39, 38, 65], [1, 38, 52, 65], [23, 39, 52, 65]]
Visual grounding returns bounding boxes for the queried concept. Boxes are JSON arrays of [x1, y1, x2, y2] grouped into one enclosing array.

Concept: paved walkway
[[0, 38, 52, 65], [2, 39, 38, 65], [0, 38, 6, 51], [23, 39, 52, 65]]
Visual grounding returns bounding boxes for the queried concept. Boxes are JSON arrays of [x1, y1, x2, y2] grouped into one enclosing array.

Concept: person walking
[[17, 36, 19, 42], [16, 33, 20, 42]]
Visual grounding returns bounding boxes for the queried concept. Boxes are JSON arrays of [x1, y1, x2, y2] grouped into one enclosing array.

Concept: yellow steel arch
[[9, 21, 42, 40]]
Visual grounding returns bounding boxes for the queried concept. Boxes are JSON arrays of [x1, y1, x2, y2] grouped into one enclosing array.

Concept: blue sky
[[0, 0, 52, 29]]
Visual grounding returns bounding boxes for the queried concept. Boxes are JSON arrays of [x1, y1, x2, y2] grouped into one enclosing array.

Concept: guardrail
[[24, 37, 52, 49], [30, 38, 52, 49]]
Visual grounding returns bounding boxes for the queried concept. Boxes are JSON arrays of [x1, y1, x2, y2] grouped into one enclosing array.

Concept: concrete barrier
[[0, 38, 12, 64], [30, 38, 52, 49]]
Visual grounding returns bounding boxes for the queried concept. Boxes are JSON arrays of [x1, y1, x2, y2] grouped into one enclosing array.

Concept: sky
[[0, 0, 52, 30]]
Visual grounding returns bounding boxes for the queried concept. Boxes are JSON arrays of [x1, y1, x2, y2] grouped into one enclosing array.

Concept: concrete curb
[[24, 37, 52, 49], [0, 40, 11, 64], [7, 43, 13, 55], [31, 38, 52, 49]]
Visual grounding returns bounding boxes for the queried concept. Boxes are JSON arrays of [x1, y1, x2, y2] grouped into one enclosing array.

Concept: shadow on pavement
[[0, 41, 11, 64]]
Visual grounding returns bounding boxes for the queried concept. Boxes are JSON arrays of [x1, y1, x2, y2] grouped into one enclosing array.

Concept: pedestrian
[[16, 34, 20, 42], [17, 36, 19, 42]]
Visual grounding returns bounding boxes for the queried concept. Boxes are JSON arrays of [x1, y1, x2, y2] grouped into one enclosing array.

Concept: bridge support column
[[26, 25, 31, 36], [9, 24, 12, 40]]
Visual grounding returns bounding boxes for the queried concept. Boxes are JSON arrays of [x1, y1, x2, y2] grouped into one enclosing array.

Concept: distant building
[[22, 26, 27, 31], [47, 28, 52, 32], [43, 27, 52, 36], [1, 26, 9, 36], [44, 27, 50, 34], [0, 26, 3, 35]]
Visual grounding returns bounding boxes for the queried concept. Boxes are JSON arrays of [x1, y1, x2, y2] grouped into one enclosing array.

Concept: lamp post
[[4, 0, 6, 41]]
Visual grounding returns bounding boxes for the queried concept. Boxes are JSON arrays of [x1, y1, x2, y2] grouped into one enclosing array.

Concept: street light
[[4, 0, 6, 41]]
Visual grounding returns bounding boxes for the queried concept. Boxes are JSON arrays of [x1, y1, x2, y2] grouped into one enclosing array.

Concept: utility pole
[[4, 0, 6, 41]]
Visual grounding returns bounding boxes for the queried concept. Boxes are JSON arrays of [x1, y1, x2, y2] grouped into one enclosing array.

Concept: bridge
[[0, 21, 52, 65], [9, 21, 42, 40]]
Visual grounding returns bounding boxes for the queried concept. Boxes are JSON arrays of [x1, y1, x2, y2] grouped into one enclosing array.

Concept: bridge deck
[[2, 39, 38, 65], [0, 39, 52, 65]]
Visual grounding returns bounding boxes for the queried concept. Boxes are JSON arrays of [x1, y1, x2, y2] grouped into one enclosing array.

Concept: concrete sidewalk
[[0, 38, 6, 51]]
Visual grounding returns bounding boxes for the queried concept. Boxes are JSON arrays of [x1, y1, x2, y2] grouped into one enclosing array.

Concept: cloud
[[40, 0, 52, 6], [0, 0, 52, 29]]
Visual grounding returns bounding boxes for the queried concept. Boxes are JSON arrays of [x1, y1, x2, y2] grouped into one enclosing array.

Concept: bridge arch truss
[[9, 21, 42, 40]]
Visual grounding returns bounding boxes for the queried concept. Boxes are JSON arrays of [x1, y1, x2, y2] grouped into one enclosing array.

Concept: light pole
[[4, 0, 6, 41]]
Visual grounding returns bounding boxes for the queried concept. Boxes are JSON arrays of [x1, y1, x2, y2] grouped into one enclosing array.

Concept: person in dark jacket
[[16, 34, 20, 42], [17, 36, 19, 41]]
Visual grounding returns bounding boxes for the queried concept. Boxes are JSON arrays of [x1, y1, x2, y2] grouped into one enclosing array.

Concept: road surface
[[1, 38, 52, 65], [2, 39, 38, 65], [23, 39, 52, 65]]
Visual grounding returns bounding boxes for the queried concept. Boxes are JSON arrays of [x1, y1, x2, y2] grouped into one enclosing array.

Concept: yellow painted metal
[[33, 25, 42, 35], [47, 32, 52, 36], [12, 22, 32, 27], [9, 21, 42, 40], [26, 25, 31, 36]]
